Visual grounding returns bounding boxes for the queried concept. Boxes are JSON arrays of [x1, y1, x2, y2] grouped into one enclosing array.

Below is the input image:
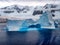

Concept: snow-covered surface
[[53, 11, 60, 20], [1, 4, 60, 31]]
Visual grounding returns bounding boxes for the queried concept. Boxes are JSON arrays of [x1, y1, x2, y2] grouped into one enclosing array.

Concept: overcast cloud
[[0, 0, 60, 8], [0, 0, 60, 2]]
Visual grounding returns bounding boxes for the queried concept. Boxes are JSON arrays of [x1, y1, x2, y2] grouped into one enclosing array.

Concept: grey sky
[[0, 0, 60, 2], [0, 0, 60, 8]]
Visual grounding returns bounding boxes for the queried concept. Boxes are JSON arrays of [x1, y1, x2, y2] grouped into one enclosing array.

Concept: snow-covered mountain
[[1, 4, 60, 31], [0, 5, 34, 14], [0, 5, 41, 21]]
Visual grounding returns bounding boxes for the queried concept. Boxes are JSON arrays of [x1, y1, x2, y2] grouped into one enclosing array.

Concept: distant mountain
[[0, 5, 35, 18], [0, 5, 26, 13], [44, 4, 57, 9]]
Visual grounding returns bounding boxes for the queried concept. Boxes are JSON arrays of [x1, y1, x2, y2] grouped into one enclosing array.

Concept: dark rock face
[[13, 5, 22, 13], [33, 10, 43, 15], [3, 11, 14, 13]]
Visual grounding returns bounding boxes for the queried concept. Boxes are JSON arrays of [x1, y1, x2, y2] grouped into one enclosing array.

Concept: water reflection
[[0, 29, 60, 45]]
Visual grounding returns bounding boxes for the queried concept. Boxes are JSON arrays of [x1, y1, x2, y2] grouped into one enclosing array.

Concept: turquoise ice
[[7, 12, 52, 31]]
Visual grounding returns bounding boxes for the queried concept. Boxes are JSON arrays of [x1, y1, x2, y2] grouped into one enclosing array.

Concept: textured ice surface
[[0, 4, 57, 31], [7, 12, 55, 31]]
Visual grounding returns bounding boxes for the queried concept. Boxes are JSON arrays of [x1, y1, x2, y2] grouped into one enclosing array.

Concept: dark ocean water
[[0, 29, 60, 45]]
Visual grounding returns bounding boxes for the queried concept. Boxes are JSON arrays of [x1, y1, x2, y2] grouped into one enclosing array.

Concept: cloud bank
[[0, 0, 60, 8]]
